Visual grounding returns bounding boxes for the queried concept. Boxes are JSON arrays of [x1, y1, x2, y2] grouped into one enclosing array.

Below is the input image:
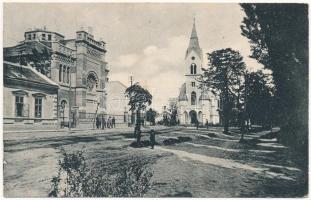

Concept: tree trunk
[[136, 109, 141, 144], [223, 88, 230, 135]]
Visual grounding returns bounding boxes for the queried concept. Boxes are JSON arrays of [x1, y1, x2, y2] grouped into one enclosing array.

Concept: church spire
[[191, 17, 198, 39], [186, 18, 202, 59]]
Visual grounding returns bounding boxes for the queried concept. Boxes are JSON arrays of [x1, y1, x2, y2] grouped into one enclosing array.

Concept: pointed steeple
[[190, 18, 198, 39], [185, 18, 202, 59]]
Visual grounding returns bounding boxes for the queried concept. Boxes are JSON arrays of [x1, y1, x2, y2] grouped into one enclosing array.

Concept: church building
[[177, 20, 220, 125]]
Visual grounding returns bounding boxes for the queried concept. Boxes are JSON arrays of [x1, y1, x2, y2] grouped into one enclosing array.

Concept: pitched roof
[[4, 61, 59, 87], [178, 83, 188, 101]]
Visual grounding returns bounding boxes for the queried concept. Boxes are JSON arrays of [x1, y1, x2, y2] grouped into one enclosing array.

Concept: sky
[[3, 3, 264, 111]]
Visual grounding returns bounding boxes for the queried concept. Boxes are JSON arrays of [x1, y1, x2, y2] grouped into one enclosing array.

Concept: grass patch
[[49, 150, 154, 197]]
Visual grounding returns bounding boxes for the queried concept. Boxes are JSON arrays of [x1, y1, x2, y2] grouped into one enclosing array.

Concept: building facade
[[106, 81, 129, 126], [3, 61, 59, 130], [177, 21, 220, 125], [4, 27, 109, 129]]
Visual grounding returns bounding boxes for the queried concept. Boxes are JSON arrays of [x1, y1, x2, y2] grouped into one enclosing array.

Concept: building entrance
[[189, 110, 198, 124]]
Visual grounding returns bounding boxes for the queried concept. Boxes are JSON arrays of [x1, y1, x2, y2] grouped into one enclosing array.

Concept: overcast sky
[[4, 3, 264, 111]]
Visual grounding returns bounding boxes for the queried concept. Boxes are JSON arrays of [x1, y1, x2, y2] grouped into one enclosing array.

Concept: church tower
[[184, 19, 203, 108], [177, 19, 220, 125]]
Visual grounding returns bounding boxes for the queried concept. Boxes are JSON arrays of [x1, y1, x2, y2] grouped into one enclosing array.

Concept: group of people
[[96, 116, 116, 129], [134, 125, 156, 149], [196, 119, 209, 130]]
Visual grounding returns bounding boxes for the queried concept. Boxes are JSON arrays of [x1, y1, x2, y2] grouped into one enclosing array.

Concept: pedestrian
[[196, 120, 199, 130], [102, 116, 106, 129], [112, 117, 116, 128], [107, 117, 110, 128], [98, 115, 101, 129], [107, 116, 111, 128], [205, 119, 209, 130], [149, 129, 156, 149], [96, 116, 100, 129]]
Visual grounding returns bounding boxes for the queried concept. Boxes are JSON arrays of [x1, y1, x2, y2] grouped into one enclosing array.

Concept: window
[[42, 33, 46, 40], [59, 65, 62, 82], [48, 34, 52, 41], [190, 63, 197, 74], [191, 56, 195, 60], [16, 96, 24, 117], [27, 34, 31, 40], [66, 67, 70, 83], [35, 97, 42, 118], [217, 100, 220, 108], [63, 66, 66, 83], [86, 72, 98, 92], [33, 33, 36, 39], [191, 82, 195, 87], [191, 91, 197, 105]]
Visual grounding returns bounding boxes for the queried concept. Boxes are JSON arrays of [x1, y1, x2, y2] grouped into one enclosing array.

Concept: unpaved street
[[3, 126, 308, 197]]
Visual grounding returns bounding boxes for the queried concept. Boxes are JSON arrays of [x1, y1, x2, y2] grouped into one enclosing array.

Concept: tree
[[199, 48, 246, 134], [240, 4, 308, 150], [146, 108, 157, 126], [125, 83, 152, 143], [29, 48, 51, 75], [245, 70, 275, 128]]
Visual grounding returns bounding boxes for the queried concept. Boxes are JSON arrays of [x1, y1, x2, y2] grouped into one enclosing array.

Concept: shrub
[[49, 150, 153, 197], [163, 137, 192, 145]]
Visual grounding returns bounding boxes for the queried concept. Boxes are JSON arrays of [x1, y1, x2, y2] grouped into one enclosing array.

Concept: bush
[[207, 133, 217, 138], [49, 150, 153, 197], [163, 137, 192, 145], [130, 140, 160, 148]]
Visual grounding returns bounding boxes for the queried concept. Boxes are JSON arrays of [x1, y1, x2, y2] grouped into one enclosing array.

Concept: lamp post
[[68, 53, 73, 131]]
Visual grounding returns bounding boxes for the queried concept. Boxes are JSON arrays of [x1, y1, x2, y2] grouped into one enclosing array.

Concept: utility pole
[[130, 75, 134, 125], [68, 52, 75, 131]]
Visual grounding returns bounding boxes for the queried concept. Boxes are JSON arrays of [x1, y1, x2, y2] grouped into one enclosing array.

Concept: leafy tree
[[240, 4, 308, 149], [245, 70, 275, 128], [18, 46, 52, 76], [146, 108, 157, 126], [125, 83, 152, 143], [169, 108, 178, 126], [199, 48, 246, 134]]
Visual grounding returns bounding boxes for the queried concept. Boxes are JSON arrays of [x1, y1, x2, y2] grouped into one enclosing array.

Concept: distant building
[[106, 81, 129, 125], [3, 61, 59, 130], [176, 21, 220, 125], [4, 27, 109, 129]]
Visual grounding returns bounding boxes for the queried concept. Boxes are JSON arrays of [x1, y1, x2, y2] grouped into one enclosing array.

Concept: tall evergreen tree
[[240, 4, 308, 150]]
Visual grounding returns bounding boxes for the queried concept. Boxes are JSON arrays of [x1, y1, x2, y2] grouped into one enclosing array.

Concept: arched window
[[86, 72, 99, 92], [190, 63, 197, 74], [191, 91, 197, 105], [66, 67, 70, 83], [59, 64, 62, 82]]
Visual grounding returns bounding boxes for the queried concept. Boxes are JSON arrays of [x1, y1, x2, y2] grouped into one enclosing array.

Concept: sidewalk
[[3, 124, 165, 133], [3, 125, 173, 141]]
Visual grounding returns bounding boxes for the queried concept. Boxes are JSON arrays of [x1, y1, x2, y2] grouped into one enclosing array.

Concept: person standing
[[96, 116, 100, 129], [149, 129, 156, 149], [102, 116, 106, 129], [205, 119, 209, 130], [109, 116, 112, 128], [196, 120, 199, 130], [112, 117, 116, 128]]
